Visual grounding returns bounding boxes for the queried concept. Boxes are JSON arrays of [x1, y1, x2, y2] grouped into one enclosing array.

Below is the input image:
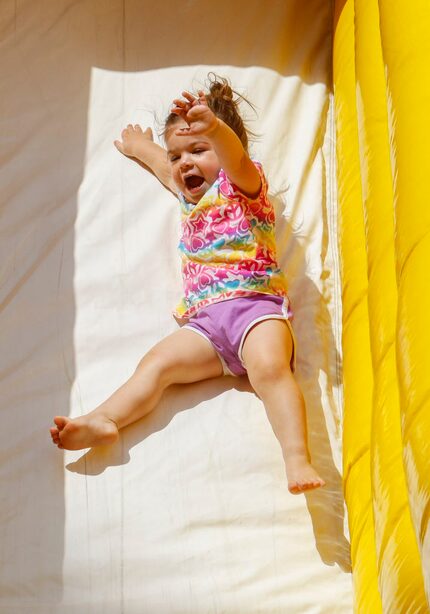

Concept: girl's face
[[166, 120, 221, 203]]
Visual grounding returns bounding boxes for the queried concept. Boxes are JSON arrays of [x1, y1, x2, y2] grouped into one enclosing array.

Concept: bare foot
[[49, 414, 119, 450], [284, 453, 326, 494]]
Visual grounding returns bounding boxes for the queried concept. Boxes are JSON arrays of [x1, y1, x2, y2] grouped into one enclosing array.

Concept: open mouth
[[184, 175, 205, 192]]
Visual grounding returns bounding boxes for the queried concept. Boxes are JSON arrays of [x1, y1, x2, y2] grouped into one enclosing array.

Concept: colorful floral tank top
[[174, 162, 288, 319]]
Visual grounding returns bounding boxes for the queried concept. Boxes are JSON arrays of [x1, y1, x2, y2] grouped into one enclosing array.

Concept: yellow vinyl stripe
[[378, 0, 430, 600], [354, 0, 427, 609], [333, 1, 382, 611]]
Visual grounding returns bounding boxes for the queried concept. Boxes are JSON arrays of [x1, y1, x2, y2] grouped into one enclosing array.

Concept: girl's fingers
[[142, 126, 153, 140], [171, 90, 209, 129], [181, 91, 196, 103], [183, 90, 207, 107], [120, 124, 146, 135], [171, 101, 190, 119], [172, 97, 189, 109], [170, 106, 184, 117], [172, 91, 207, 114], [173, 92, 201, 109], [171, 102, 184, 111]]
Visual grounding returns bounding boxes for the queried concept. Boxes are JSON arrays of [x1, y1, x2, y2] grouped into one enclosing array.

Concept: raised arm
[[171, 91, 261, 197], [114, 125, 177, 194]]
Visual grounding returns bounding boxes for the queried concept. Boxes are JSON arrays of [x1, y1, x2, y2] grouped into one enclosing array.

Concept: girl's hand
[[114, 125, 153, 158], [171, 91, 218, 137]]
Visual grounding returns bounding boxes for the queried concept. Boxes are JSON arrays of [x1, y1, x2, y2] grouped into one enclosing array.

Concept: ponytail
[[205, 74, 252, 151]]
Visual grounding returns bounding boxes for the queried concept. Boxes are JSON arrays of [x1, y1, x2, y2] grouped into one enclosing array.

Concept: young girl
[[50, 77, 325, 494]]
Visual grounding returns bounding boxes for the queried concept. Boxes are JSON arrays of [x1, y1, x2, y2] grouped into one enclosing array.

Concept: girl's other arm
[[206, 119, 261, 197], [114, 125, 177, 195], [172, 91, 261, 197]]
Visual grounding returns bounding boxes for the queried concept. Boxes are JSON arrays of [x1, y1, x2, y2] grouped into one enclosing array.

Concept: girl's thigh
[[241, 319, 294, 376], [139, 327, 224, 385]]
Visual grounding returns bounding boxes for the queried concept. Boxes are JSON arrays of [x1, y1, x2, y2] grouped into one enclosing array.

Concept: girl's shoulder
[[219, 160, 268, 203]]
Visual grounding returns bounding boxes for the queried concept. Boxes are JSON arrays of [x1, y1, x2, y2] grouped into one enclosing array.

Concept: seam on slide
[[327, 89, 344, 418], [120, 3, 126, 613]]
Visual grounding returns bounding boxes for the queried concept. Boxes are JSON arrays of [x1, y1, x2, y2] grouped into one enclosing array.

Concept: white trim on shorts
[[182, 325, 236, 376]]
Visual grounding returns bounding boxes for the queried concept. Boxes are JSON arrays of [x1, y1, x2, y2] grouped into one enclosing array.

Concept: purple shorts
[[183, 294, 296, 376]]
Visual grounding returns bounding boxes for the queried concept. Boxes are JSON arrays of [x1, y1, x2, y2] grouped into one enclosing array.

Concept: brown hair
[[164, 74, 255, 152]]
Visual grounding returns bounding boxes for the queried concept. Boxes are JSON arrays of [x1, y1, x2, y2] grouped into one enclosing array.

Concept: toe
[[54, 416, 69, 430], [305, 478, 325, 491], [288, 481, 301, 494]]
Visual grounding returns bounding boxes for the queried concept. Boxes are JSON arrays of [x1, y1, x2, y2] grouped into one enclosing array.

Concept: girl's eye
[[193, 149, 204, 154], [169, 156, 179, 162]]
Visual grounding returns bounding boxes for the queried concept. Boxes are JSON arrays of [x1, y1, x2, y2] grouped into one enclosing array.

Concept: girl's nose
[[180, 153, 193, 170]]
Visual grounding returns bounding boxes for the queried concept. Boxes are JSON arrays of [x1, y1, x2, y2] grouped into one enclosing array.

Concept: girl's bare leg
[[50, 329, 223, 450], [241, 319, 325, 494]]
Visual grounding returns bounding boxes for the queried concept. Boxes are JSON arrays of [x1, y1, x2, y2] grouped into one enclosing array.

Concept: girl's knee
[[135, 349, 174, 387], [246, 356, 292, 390]]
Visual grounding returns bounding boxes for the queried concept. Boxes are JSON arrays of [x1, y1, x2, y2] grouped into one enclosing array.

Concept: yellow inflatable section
[[333, 0, 430, 610]]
